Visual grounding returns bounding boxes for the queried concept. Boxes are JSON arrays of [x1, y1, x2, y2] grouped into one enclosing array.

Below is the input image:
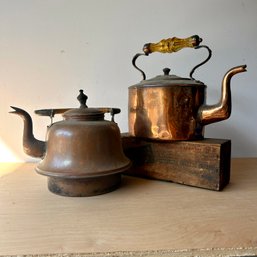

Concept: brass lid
[[131, 68, 206, 88]]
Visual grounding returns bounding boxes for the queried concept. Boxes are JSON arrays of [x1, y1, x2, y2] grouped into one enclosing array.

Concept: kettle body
[[11, 90, 131, 196], [37, 118, 130, 178], [129, 80, 206, 140]]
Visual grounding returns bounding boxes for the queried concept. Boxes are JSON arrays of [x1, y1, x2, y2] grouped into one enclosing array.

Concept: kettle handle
[[35, 107, 121, 124], [142, 35, 202, 55], [132, 35, 212, 80]]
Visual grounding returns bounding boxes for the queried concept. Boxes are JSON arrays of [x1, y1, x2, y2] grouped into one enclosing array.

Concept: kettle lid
[[131, 68, 205, 88], [63, 90, 104, 121]]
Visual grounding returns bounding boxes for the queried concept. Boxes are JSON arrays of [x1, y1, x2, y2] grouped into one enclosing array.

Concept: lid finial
[[163, 68, 171, 76], [77, 89, 88, 108]]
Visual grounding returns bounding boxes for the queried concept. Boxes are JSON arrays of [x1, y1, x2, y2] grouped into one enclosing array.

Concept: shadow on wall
[[206, 122, 257, 157]]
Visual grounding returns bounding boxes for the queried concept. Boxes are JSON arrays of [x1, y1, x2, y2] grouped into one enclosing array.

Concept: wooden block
[[122, 134, 231, 191]]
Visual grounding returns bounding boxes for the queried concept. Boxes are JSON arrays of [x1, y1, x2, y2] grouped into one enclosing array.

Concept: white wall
[[0, 0, 256, 161]]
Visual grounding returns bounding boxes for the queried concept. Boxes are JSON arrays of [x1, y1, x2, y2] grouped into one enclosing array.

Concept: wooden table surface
[[0, 159, 257, 256]]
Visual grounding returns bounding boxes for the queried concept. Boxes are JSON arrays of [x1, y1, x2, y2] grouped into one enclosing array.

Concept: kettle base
[[47, 174, 121, 197]]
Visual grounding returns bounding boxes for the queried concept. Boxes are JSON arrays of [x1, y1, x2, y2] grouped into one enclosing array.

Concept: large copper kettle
[[11, 90, 131, 197], [129, 35, 247, 141]]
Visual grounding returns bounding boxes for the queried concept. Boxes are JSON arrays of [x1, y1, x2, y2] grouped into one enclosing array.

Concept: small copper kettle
[[129, 35, 247, 141], [11, 90, 131, 197]]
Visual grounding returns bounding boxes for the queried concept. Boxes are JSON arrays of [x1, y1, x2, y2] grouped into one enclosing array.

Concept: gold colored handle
[[132, 35, 206, 80], [143, 35, 202, 55]]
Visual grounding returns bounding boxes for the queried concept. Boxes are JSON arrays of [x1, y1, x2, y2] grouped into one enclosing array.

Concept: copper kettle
[[11, 90, 131, 196], [129, 35, 247, 141]]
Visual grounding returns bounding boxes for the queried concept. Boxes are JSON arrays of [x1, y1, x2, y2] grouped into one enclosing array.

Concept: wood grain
[[122, 135, 231, 190], [0, 159, 257, 255]]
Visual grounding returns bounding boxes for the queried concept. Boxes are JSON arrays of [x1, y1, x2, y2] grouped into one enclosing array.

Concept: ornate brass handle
[[142, 35, 202, 55], [132, 35, 212, 80]]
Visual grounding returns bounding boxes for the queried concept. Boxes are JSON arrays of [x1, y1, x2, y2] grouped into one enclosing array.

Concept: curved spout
[[198, 65, 247, 126], [10, 106, 46, 158]]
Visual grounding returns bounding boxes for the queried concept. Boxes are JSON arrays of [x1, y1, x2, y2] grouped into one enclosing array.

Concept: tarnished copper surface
[[11, 90, 131, 196], [36, 116, 130, 196], [47, 174, 121, 197], [36, 120, 131, 178]]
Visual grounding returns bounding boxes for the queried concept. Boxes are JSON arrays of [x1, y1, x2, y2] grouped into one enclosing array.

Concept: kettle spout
[[10, 106, 46, 158], [198, 65, 247, 125]]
